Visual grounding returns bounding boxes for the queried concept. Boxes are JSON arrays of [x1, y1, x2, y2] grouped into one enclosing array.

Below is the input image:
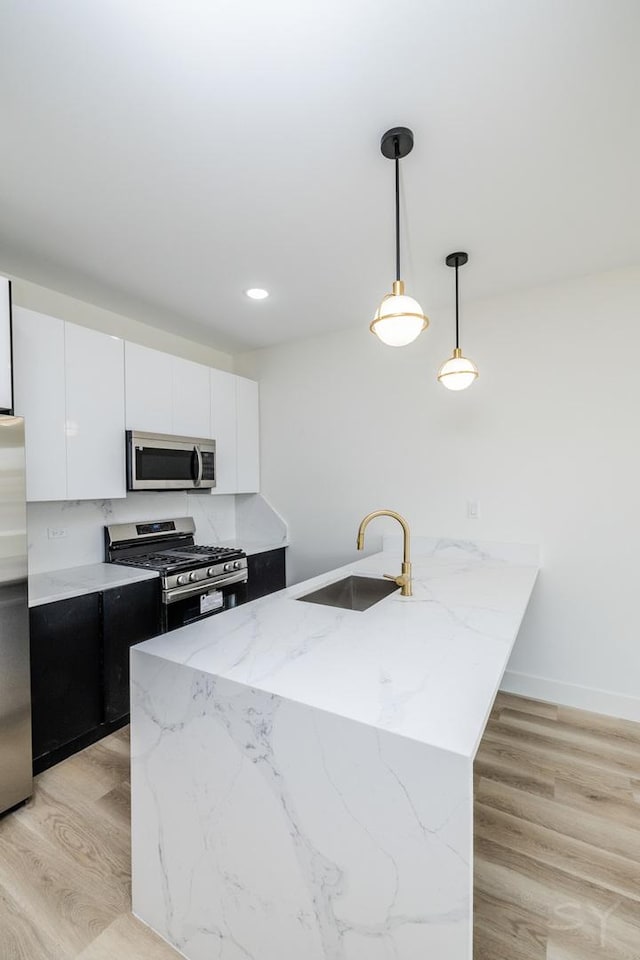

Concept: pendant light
[[437, 252, 478, 390], [370, 127, 429, 347]]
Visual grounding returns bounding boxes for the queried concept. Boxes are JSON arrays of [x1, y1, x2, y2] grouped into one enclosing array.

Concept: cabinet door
[[102, 580, 162, 723], [65, 323, 126, 500], [210, 368, 237, 494], [30, 593, 102, 762], [12, 307, 67, 501], [172, 357, 211, 438], [247, 549, 286, 601], [125, 342, 173, 432], [236, 375, 260, 493]]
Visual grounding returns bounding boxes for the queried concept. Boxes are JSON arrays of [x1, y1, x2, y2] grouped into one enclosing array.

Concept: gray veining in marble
[[133, 542, 539, 758], [26, 491, 287, 576], [131, 538, 538, 960]]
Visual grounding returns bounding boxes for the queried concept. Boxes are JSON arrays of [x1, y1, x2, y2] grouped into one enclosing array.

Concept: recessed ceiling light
[[245, 288, 269, 300]]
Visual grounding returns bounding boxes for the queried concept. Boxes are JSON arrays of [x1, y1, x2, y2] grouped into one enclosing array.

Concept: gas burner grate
[[184, 545, 244, 556]]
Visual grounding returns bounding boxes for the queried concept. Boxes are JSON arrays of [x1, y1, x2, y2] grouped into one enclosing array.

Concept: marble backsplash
[[26, 492, 286, 575], [235, 492, 288, 547]]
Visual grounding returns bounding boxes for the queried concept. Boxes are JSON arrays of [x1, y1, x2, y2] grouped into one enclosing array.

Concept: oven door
[[163, 574, 248, 632], [126, 431, 216, 491]]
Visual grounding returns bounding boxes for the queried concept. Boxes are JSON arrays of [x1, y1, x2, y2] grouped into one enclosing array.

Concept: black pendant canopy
[[445, 251, 468, 269], [380, 127, 414, 160]]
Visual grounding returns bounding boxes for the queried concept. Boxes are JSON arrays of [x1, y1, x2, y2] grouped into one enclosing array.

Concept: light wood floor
[[475, 692, 640, 959], [1, 694, 639, 958], [0, 726, 181, 960]]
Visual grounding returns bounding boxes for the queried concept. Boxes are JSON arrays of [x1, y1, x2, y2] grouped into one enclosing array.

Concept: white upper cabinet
[[125, 344, 211, 440], [64, 324, 126, 501], [210, 368, 237, 494], [125, 342, 173, 433], [13, 313, 126, 502], [13, 310, 259, 501], [236, 375, 260, 493], [13, 307, 67, 502], [171, 357, 211, 439]]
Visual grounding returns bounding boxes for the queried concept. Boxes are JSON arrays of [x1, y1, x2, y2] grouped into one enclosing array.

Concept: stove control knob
[[189, 571, 199, 583], [224, 562, 233, 572], [233, 560, 243, 570], [177, 575, 187, 585], [207, 567, 216, 577]]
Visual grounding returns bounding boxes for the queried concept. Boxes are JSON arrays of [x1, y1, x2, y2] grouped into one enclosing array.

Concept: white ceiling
[[0, 0, 639, 351]]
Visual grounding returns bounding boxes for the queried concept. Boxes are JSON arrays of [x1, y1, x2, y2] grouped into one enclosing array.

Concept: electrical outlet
[[47, 527, 67, 540], [467, 500, 480, 520]]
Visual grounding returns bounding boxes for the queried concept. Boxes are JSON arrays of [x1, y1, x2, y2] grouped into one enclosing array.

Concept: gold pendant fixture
[[437, 252, 478, 391], [370, 127, 429, 347]]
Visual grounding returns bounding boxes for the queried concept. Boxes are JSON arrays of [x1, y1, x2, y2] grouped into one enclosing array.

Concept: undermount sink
[[297, 575, 399, 612]]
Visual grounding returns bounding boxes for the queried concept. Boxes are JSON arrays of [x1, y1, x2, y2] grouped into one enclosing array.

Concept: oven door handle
[[193, 445, 203, 487], [163, 571, 248, 604]]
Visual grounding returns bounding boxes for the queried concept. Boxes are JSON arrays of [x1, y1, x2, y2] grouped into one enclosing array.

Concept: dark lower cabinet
[[30, 579, 162, 774], [30, 556, 286, 774], [247, 548, 287, 602], [103, 579, 162, 723], [30, 593, 102, 771]]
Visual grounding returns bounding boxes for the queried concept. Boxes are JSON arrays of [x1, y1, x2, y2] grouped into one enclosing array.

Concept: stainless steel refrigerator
[[0, 416, 31, 814]]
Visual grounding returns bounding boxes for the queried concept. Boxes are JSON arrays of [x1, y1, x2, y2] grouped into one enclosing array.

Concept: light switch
[[467, 500, 480, 520]]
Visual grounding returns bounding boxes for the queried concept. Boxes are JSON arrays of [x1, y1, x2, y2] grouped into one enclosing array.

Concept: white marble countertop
[[219, 538, 289, 556], [134, 539, 538, 758], [29, 563, 159, 608], [26, 539, 287, 608]]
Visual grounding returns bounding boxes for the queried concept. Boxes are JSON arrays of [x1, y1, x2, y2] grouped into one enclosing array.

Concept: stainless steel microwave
[[126, 431, 216, 491]]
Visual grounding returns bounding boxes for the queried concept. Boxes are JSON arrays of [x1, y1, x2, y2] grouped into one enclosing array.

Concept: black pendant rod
[[445, 251, 469, 350], [381, 127, 414, 283], [394, 137, 400, 282], [455, 261, 460, 349]]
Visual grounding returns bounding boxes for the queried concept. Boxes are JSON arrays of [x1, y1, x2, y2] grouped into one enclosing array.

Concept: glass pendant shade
[[370, 280, 429, 347], [437, 347, 479, 391]]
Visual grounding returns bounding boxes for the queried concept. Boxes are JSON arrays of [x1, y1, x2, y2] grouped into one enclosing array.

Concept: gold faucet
[[356, 509, 412, 597]]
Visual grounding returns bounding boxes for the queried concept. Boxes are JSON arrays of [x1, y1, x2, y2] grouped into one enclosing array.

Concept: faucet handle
[[384, 573, 401, 584]]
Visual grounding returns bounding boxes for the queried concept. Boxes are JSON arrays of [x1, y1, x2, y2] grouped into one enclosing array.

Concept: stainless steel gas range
[[105, 517, 248, 632]]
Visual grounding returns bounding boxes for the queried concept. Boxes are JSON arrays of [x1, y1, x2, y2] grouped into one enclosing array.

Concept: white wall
[[9, 277, 234, 371], [237, 266, 640, 721]]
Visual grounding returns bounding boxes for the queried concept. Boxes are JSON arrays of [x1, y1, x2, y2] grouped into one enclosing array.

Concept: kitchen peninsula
[[130, 537, 538, 960]]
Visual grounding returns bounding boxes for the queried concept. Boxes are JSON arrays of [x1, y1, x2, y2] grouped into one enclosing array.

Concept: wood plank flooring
[[474, 692, 640, 959], [1, 693, 638, 958], [0, 726, 181, 960]]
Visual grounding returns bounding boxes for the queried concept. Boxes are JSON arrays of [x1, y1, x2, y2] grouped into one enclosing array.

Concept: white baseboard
[[500, 670, 640, 723]]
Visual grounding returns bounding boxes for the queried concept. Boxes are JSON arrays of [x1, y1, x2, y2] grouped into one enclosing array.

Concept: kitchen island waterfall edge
[[130, 538, 539, 960]]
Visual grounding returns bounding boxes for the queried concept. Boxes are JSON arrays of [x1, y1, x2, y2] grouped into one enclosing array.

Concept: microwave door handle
[[194, 444, 203, 487]]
